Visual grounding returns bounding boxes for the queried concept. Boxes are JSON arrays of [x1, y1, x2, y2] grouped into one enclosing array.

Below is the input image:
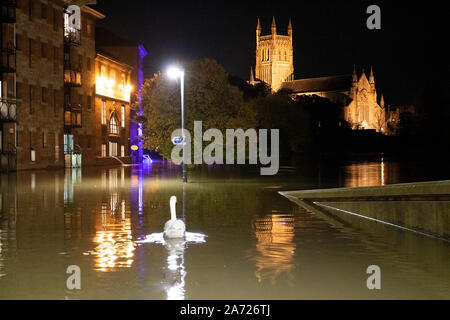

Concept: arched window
[[110, 115, 118, 134]]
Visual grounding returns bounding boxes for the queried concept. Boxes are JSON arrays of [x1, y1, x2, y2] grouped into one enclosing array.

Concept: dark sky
[[93, 0, 448, 105]]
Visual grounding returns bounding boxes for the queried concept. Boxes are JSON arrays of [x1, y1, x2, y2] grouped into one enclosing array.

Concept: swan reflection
[[138, 232, 206, 300]]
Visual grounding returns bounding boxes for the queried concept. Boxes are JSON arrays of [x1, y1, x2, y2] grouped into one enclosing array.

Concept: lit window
[[121, 105, 125, 127], [101, 100, 106, 124], [101, 144, 106, 157], [110, 116, 118, 134], [121, 145, 125, 157]]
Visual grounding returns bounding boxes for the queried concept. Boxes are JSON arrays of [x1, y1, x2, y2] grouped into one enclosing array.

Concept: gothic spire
[[369, 65, 375, 84], [250, 66, 255, 83], [256, 18, 261, 31], [288, 18, 292, 37], [352, 64, 357, 82], [271, 16, 277, 35]]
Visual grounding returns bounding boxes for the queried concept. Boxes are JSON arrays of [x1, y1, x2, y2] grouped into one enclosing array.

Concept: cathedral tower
[[254, 17, 294, 91]]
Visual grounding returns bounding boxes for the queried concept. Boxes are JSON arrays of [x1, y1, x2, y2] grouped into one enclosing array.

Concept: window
[[42, 132, 47, 148], [42, 87, 47, 103], [53, 46, 59, 73], [29, 85, 35, 114], [110, 116, 118, 134], [16, 34, 22, 51], [101, 144, 106, 157], [101, 100, 106, 124], [41, 3, 47, 20], [53, 90, 58, 116], [53, 8, 59, 30], [41, 42, 47, 58], [100, 65, 107, 78], [121, 145, 125, 157], [29, 0, 33, 20], [121, 105, 125, 127], [29, 38, 33, 67], [87, 95, 91, 110]]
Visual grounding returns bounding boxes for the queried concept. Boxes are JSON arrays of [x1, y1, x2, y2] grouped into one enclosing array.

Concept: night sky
[[93, 0, 448, 105]]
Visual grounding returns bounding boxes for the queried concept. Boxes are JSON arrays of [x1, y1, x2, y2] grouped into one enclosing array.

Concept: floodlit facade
[[94, 53, 132, 163], [250, 17, 386, 132]]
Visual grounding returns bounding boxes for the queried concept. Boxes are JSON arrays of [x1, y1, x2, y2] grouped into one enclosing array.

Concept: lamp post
[[167, 66, 187, 183]]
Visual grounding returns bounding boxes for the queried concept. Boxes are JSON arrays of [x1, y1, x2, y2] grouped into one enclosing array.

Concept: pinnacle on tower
[[369, 65, 375, 83], [250, 66, 255, 83], [288, 18, 292, 37], [352, 64, 357, 82], [271, 16, 277, 35], [380, 93, 385, 108], [256, 18, 261, 40]]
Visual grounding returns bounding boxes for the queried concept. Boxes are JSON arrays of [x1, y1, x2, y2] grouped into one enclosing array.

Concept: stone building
[[249, 17, 386, 132], [94, 52, 133, 164], [95, 27, 148, 164], [1, 1, 145, 171]]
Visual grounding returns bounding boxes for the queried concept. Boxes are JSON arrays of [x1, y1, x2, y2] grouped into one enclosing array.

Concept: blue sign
[[172, 136, 184, 145]]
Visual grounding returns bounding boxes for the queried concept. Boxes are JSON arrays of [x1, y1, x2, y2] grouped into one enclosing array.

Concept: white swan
[[164, 196, 186, 238]]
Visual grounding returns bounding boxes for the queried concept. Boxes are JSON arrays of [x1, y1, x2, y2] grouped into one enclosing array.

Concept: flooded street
[[1, 158, 449, 299]]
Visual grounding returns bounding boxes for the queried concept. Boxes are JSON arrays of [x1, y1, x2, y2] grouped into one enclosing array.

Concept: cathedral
[[249, 18, 386, 132]]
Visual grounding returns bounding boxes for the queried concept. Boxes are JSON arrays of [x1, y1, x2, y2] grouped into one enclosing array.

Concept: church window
[[110, 115, 118, 134], [284, 51, 287, 61]]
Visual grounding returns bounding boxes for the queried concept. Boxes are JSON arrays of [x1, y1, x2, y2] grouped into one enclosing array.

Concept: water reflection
[[139, 232, 206, 300], [252, 214, 296, 283], [343, 158, 399, 187], [86, 168, 136, 271]]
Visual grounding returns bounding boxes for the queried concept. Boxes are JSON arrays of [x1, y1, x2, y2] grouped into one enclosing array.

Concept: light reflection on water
[[0, 158, 449, 299], [252, 214, 295, 283]]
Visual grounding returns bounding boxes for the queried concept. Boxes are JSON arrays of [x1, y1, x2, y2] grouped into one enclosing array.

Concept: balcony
[[0, 42, 16, 73], [1, 0, 16, 23], [64, 104, 82, 129], [0, 98, 16, 122], [64, 8, 81, 46], [64, 62, 82, 87]]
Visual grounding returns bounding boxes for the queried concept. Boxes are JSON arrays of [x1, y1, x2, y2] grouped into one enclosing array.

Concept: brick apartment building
[[0, 0, 146, 171]]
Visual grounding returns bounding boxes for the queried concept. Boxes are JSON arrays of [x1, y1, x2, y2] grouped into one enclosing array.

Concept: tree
[[139, 59, 257, 159]]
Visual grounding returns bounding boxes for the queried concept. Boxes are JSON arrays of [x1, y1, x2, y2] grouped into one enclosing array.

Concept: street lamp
[[167, 66, 187, 183]]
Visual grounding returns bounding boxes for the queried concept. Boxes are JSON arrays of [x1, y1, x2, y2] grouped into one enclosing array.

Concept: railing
[[0, 42, 16, 73], [64, 104, 82, 128], [64, 62, 82, 86], [0, 97, 16, 121], [1, 0, 16, 23]]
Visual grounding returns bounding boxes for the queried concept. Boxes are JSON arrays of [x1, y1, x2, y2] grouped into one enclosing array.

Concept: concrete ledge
[[279, 180, 450, 240]]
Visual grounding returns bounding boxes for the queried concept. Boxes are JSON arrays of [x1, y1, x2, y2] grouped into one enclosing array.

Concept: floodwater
[[0, 156, 449, 299]]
